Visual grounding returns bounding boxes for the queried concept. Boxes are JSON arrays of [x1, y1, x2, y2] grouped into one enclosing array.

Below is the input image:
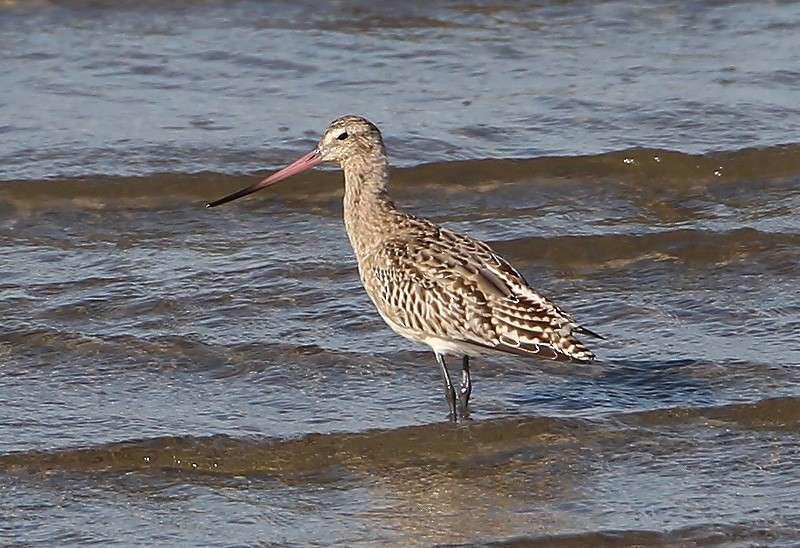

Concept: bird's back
[[355, 211, 596, 363]]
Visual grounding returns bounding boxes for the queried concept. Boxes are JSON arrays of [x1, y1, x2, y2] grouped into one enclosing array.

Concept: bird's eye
[[336, 131, 348, 141]]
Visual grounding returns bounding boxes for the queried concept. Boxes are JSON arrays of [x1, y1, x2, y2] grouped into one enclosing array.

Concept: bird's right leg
[[458, 355, 472, 410], [435, 353, 457, 420]]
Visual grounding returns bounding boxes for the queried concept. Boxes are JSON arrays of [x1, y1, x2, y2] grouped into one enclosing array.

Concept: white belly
[[373, 305, 495, 358]]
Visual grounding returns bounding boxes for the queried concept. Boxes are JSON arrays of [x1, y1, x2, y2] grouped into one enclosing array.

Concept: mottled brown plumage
[[208, 115, 600, 418]]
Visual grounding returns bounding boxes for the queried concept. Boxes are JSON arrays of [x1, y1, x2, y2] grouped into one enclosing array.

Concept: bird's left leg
[[458, 355, 472, 410], [435, 352, 457, 420]]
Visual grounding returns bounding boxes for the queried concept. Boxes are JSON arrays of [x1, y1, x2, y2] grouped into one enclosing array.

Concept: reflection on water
[[2, 401, 797, 545]]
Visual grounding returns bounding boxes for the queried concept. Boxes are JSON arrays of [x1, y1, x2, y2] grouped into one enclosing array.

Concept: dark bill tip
[[205, 186, 255, 208], [205, 148, 323, 209]]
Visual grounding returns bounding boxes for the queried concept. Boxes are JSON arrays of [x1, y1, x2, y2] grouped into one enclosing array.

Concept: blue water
[[1, 1, 799, 546]]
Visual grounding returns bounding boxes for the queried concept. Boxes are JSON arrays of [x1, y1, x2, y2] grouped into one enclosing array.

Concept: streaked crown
[[318, 115, 386, 166]]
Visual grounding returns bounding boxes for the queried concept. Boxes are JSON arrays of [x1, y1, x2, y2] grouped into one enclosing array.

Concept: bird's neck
[[341, 156, 398, 259]]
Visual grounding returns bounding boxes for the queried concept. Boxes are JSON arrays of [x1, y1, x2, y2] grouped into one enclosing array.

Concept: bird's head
[[206, 115, 383, 208]]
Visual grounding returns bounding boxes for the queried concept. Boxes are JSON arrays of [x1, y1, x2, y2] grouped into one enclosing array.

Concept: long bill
[[206, 148, 323, 208]]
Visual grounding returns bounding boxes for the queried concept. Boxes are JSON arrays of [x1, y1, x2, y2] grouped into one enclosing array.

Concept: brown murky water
[[2, 1, 799, 545]]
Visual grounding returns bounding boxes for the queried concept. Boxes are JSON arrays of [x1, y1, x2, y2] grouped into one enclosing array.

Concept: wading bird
[[207, 115, 600, 419]]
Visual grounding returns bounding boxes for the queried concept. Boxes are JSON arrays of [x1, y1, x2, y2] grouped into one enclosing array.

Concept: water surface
[[1, 0, 799, 545]]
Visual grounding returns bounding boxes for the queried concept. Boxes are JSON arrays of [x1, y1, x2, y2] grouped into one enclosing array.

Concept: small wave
[[2, 144, 799, 211], [483, 522, 799, 548], [0, 415, 583, 476], [619, 396, 800, 432], [494, 228, 800, 270], [2, 397, 795, 476], [395, 143, 800, 189]]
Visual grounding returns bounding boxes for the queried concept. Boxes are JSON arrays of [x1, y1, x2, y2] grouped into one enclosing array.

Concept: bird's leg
[[458, 355, 472, 411], [435, 353, 457, 420]]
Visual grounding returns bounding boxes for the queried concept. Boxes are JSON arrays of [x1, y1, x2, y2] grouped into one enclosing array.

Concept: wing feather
[[358, 215, 596, 363]]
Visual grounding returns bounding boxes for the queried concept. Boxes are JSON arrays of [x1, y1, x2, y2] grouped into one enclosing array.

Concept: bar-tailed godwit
[[208, 115, 600, 419]]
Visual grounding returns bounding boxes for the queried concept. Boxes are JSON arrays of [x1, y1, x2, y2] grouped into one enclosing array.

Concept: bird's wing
[[359, 221, 596, 363]]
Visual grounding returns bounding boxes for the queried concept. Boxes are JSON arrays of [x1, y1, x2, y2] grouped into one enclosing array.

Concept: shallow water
[[2, 0, 800, 546]]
